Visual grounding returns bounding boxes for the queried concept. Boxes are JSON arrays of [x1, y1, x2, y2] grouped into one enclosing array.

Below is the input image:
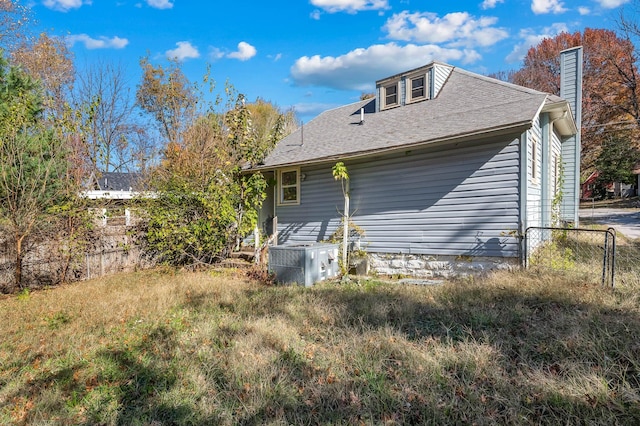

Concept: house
[[581, 169, 639, 200], [581, 170, 599, 200], [83, 171, 144, 200], [252, 48, 582, 277], [82, 172, 147, 227]]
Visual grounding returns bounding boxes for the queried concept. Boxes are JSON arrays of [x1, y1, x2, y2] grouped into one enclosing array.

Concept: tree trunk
[[236, 208, 243, 251], [342, 181, 350, 271], [58, 216, 74, 284], [15, 234, 24, 290]]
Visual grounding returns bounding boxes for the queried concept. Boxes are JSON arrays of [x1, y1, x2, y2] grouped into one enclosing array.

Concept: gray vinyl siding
[[275, 136, 522, 258], [400, 78, 407, 105], [433, 63, 453, 98], [275, 166, 344, 245], [560, 47, 583, 224]]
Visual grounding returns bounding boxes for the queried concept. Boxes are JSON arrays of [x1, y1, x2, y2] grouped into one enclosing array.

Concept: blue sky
[[32, 0, 630, 123]]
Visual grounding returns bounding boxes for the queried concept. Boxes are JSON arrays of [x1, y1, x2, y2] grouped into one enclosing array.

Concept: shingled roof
[[95, 172, 143, 191], [256, 64, 576, 170]]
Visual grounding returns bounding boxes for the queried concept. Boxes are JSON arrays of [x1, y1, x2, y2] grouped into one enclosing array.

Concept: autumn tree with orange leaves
[[510, 28, 640, 176]]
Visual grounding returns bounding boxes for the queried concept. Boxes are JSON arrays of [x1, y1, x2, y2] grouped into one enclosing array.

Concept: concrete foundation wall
[[367, 253, 519, 279]]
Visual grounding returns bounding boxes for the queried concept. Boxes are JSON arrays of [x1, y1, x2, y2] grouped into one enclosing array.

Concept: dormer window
[[408, 72, 429, 103], [383, 83, 399, 108], [409, 75, 428, 102], [411, 76, 424, 98], [377, 64, 442, 111]]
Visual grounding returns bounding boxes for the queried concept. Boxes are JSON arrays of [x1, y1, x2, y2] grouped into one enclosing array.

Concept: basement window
[[278, 168, 300, 205]]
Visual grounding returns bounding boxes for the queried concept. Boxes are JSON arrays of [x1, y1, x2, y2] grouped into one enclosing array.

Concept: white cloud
[[291, 43, 480, 91], [480, 0, 504, 9], [578, 6, 591, 14], [310, 10, 322, 20], [594, 0, 630, 8], [531, 0, 567, 14], [505, 23, 569, 63], [293, 102, 340, 118], [207, 42, 257, 61], [165, 41, 200, 61], [310, 0, 390, 14], [208, 47, 225, 61], [66, 34, 128, 49], [147, 0, 173, 9], [43, 0, 90, 12], [383, 11, 508, 48], [227, 42, 257, 61]]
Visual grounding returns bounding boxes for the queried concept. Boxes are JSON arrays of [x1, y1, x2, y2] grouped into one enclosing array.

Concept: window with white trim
[[382, 82, 399, 109], [408, 73, 428, 102], [278, 168, 300, 205]]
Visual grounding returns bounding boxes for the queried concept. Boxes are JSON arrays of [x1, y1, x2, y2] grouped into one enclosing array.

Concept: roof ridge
[[451, 67, 550, 97], [304, 98, 371, 122]]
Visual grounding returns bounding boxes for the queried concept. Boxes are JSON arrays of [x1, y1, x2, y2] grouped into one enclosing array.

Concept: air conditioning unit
[[268, 243, 340, 286]]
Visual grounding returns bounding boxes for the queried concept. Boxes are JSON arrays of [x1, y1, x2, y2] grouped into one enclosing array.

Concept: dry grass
[[526, 226, 640, 289], [1, 267, 640, 425]]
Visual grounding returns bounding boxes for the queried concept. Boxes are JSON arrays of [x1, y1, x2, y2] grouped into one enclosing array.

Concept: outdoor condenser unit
[[268, 243, 340, 286]]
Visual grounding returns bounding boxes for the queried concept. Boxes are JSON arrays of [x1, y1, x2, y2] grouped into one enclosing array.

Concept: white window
[[383, 82, 399, 109], [408, 73, 428, 102], [278, 168, 300, 205], [376, 65, 434, 110]]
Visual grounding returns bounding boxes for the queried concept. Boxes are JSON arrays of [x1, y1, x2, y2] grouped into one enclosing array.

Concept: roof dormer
[[376, 62, 453, 112]]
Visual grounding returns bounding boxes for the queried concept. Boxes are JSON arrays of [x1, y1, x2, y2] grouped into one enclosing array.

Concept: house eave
[[541, 100, 578, 137], [251, 121, 532, 172]]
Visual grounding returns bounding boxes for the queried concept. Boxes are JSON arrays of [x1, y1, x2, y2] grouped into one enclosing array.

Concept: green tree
[[332, 161, 350, 271], [225, 93, 284, 251], [137, 60, 288, 266], [593, 133, 640, 198], [0, 54, 70, 288], [142, 100, 275, 265], [143, 111, 230, 265]]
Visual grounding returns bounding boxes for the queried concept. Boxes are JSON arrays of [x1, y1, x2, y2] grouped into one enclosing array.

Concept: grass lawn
[[1, 268, 640, 425], [580, 196, 640, 209]]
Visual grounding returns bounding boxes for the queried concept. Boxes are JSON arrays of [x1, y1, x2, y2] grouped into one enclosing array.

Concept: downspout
[[519, 131, 529, 266], [273, 181, 278, 246], [541, 114, 550, 228]]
